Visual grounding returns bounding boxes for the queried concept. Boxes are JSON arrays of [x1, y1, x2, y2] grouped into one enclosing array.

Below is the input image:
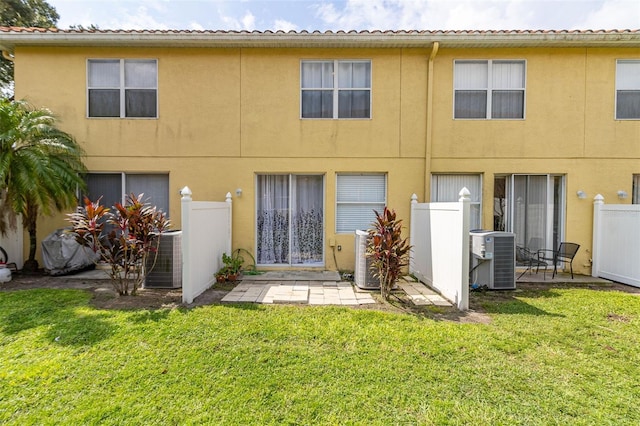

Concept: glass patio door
[[507, 174, 564, 253], [256, 174, 324, 266]]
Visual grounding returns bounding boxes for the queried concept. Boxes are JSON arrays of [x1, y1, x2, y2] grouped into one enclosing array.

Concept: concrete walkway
[[221, 281, 377, 305], [221, 272, 453, 307]]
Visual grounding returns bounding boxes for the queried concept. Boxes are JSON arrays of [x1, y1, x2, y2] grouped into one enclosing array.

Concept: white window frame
[[431, 174, 482, 230], [453, 59, 526, 120], [633, 174, 640, 204], [615, 59, 640, 120], [300, 60, 372, 120], [335, 173, 386, 234], [87, 59, 158, 119]]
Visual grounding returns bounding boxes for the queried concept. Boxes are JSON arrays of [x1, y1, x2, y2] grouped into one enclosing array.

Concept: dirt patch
[[0, 272, 230, 310]]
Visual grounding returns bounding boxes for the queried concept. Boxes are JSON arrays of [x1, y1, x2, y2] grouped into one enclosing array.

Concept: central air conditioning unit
[[470, 231, 516, 290], [145, 230, 182, 289], [354, 230, 379, 289]]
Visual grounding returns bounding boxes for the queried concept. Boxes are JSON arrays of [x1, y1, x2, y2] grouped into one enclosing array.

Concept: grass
[[1, 286, 639, 425]]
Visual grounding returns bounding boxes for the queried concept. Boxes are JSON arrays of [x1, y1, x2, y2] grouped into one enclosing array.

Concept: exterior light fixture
[[576, 190, 586, 199], [235, 188, 243, 197], [617, 190, 628, 199]]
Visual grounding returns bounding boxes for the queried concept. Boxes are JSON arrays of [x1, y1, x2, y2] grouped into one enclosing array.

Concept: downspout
[[424, 41, 439, 201], [2, 50, 14, 62]]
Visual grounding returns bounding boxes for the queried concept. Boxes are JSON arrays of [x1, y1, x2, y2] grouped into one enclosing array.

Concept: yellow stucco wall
[[12, 44, 640, 275], [14, 46, 430, 270], [430, 47, 640, 275]]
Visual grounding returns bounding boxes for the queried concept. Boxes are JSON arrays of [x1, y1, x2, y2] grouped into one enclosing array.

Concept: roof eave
[[1, 30, 639, 51]]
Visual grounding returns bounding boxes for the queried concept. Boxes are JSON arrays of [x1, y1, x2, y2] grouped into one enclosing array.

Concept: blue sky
[[47, 0, 640, 31]]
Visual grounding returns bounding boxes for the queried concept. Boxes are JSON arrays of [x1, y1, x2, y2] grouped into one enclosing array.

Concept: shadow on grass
[[471, 290, 565, 317], [0, 289, 114, 347]]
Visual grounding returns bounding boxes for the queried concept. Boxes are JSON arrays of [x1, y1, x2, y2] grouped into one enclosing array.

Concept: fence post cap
[[411, 193, 418, 204], [459, 187, 471, 201], [594, 194, 604, 204], [180, 186, 192, 199], [226, 192, 233, 203]]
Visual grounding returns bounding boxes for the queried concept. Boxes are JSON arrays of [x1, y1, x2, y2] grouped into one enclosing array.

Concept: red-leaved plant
[[67, 193, 170, 295], [366, 207, 412, 300]]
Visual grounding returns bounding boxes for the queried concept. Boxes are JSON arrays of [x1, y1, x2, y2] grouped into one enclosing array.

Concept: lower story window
[[83, 173, 169, 216], [336, 174, 386, 233], [633, 175, 640, 204], [431, 174, 482, 230]]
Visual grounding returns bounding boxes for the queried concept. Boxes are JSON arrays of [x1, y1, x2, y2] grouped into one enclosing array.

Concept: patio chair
[[516, 246, 548, 279], [537, 242, 580, 279]]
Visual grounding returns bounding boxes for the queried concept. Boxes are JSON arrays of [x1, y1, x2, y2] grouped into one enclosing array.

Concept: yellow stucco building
[[1, 28, 639, 275]]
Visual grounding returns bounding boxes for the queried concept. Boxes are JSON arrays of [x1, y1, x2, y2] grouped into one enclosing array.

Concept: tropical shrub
[[67, 193, 170, 295], [0, 99, 86, 271], [366, 207, 411, 300]]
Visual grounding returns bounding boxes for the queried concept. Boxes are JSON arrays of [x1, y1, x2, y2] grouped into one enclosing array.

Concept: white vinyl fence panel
[[592, 195, 640, 287], [410, 189, 471, 310], [181, 187, 232, 303]]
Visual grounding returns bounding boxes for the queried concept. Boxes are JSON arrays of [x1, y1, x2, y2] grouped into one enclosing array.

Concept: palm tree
[[0, 99, 86, 272]]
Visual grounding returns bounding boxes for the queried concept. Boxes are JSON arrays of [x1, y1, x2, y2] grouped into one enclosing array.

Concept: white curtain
[[512, 175, 547, 251], [290, 175, 323, 264], [616, 60, 640, 119], [431, 174, 482, 230], [492, 61, 525, 119], [338, 61, 371, 118], [454, 60, 524, 119], [88, 60, 120, 87], [257, 175, 289, 264], [257, 175, 324, 265]]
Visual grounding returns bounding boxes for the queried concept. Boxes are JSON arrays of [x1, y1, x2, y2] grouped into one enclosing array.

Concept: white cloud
[[313, 0, 640, 31], [219, 9, 257, 30], [242, 11, 256, 29], [109, 5, 170, 30], [189, 21, 205, 31], [577, 0, 640, 29], [274, 19, 299, 31]]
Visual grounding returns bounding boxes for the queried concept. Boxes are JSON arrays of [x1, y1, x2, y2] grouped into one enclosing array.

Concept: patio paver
[[398, 280, 453, 307]]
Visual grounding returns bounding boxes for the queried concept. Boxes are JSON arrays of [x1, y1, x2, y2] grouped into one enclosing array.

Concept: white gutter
[[424, 41, 439, 202]]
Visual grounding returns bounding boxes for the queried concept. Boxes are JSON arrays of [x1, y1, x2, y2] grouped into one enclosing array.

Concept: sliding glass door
[[256, 174, 324, 266], [495, 174, 565, 253]]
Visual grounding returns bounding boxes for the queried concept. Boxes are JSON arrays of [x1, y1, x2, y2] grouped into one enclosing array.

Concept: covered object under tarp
[[41, 228, 99, 276]]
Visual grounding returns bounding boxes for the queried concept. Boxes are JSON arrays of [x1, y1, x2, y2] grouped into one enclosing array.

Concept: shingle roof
[[1, 27, 639, 50]]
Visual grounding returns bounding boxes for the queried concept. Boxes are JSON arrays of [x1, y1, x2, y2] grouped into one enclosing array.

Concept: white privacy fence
[[409, 188, 471, 310], [592, 195, 640, 288], [181, 187, 232, 303]]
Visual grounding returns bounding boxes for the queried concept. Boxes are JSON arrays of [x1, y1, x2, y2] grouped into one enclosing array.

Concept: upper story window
[[87, 59, 157, 118], [616, 60, 640, 120], [454, 60, 525, 119], [301, 60, 371, 119]]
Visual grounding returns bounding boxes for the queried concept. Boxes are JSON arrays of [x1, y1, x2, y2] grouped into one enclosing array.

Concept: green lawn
[[1, 286, 639, 425]]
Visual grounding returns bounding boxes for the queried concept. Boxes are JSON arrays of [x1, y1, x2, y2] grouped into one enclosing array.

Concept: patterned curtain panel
[[290, 175, 323, 264], [257, 175, 290, 264]]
